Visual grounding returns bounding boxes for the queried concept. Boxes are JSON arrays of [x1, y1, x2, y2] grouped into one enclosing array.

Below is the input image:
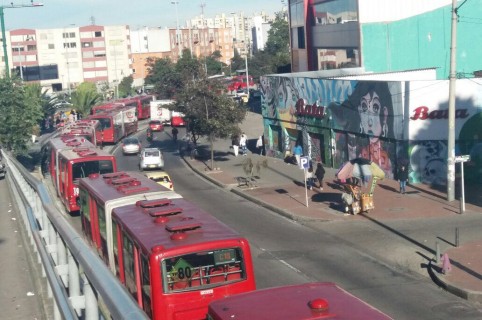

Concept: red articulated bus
[[45, 137, 117, 213], [90, 102, 122, 115], [118, 95, 154, 120], [226, 75, 255, 93], [208, 282, 393, 320], [78, 171, 182, 266], [60, 119, 100, 146], [78, 171, 256, 320], [88, 106, 138, 145]]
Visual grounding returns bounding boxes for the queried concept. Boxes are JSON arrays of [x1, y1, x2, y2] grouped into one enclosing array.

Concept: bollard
[[455, 228, 459, 247], [441, 253, 452, 274], [436, 242, 440, 264]]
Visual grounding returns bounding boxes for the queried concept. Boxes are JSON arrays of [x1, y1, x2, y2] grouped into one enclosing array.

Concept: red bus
[[78, 171, 182, 267], [88, 106, 138, 145], [46, 137, 117, 213], [118, 95, 154, 120], [208, 282, 392, 320], [78, 171, 256, 319], [226, 75, 254, 93], [90, 102, 122, 115], [60, 119, 100, 146]]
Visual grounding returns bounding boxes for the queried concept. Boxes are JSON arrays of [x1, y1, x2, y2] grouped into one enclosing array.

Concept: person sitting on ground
[[284, 153, 298, 165]]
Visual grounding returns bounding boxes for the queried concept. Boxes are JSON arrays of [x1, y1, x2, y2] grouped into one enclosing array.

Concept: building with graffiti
[[259, 73, 482, 185]]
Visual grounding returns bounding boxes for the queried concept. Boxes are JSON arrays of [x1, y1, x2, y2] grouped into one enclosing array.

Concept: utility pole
[[171, 1, 181, 57], [0, 2, 44, 78], [447, 0, 460, 202]]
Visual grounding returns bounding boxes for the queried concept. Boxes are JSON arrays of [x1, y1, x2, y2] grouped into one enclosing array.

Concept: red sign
[[411, 106, 469, 120], [295, 98, 326, 119]]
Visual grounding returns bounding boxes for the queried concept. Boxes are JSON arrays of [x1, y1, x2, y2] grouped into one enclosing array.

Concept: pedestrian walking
[[231, 134, 240, 157], [171, 127, 178, 141], [292, 143, 303, 165], [240, 132, 248, 156], [305, 164, 314, 190], [256, 135, 263, 155], [397, 164, 408, 194], [315, 162, 325, 190]]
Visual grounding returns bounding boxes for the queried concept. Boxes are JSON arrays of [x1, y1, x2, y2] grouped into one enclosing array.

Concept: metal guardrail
[[1, 149, 148, 320]]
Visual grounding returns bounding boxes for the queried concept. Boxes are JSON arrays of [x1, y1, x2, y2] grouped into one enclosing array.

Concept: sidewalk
[[181, 111, 482, 303]]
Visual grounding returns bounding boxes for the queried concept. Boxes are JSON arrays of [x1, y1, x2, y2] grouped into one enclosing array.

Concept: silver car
[[139, 148, 164, 171], [122, 137, 141, 155]]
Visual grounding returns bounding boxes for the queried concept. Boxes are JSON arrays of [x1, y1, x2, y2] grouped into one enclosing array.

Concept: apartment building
[[5, 24, 131, 94]]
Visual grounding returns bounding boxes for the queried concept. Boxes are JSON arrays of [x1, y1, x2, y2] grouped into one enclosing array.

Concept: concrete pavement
[[179, 111, 482, 303]]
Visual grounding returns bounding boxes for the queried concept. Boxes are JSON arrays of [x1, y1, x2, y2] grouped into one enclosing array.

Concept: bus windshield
[[72, 160, 115, 180], [97, 118, 112, 129], [163, 248, 245, 292]]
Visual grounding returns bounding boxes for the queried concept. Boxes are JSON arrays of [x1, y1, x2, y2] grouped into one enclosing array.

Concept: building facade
[[289, 0, 482, 80], [260, 72, 482, 185], [5, 25, 131, 94]]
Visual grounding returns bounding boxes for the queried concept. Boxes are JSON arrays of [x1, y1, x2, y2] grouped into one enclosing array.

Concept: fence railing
[[1, 150, 147, 320]]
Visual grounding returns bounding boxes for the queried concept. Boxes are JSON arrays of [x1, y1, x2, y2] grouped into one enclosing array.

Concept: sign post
[[455, 155, 470, 214], [299, 156, 310, 207]]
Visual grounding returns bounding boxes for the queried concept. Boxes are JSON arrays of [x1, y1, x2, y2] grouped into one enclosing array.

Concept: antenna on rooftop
[[200, 2, 206, 26], [90, 15, 95, 25]]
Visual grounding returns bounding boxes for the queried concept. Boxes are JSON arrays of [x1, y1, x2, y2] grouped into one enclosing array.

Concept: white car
[[139, 148, 164, 171], [121, 137, 141, 155]]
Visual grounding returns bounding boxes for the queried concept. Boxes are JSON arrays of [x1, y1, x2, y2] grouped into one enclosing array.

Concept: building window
[[27, 45, 37, 51], [297, 27, 305, 49], [48, 43, 55, 49], [82, 42, 93, 48], [94, 31, 103, 37]]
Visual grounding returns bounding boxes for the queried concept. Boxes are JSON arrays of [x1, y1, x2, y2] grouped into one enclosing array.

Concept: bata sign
[[411, 106, 470, 120], [295, 99, 326, 118]]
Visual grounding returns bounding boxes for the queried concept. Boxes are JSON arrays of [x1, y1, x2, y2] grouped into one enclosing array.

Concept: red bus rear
[[88, 107, 137, 144], [46, 137, 117, 213], [119, 95, 153, 120], [208, 282, 392, 320], [78, 171, 182, 266], [112, 198, 256, 319]]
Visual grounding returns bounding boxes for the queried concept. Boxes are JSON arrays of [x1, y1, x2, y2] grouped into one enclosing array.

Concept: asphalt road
[[113, 129, 482, 320]]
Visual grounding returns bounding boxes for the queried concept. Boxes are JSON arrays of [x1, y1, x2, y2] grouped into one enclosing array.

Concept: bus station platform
[[180, 111, 482, 303]]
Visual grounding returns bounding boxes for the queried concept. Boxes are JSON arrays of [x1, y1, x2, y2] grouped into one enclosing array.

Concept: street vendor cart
[[337, 158, 385, 215]]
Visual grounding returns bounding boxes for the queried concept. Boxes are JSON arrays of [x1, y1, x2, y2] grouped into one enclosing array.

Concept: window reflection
[[313, 0, 358, 25]]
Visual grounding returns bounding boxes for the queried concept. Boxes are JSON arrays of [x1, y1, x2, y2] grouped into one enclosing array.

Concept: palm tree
[[70, 82, 102, 117]]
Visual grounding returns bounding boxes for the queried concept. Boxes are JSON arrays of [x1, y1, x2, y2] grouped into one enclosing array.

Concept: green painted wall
[[361, 2, 482, 80]]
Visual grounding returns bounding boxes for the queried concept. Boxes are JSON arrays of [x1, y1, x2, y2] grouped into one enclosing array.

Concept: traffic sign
[[299, 156, 310, 169], [455, 155, 470, 163]]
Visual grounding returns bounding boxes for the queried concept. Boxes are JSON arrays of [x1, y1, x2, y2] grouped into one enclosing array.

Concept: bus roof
[[78, 171, 181, 207], [59, 147, 115, 162], [208, 282, 392, 320], [48, 136, 94, 152], [112, 197, 243, 253]]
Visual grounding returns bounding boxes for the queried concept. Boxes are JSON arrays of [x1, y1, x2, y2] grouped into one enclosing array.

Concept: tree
[[261, 12, 291, 73], [145, 57, 182, 99], [70, 82, 102, 117], [118, 75, 134, 98], [0, 76, 43, 154], [204, 50, 226, 76], [230, 49, 245, 75], [175, 76, 247, 169]]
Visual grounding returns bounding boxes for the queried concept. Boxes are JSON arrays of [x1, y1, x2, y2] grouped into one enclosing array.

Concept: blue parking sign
[[299, 156, 309, 169]]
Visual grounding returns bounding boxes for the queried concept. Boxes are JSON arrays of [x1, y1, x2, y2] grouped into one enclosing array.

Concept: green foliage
[[70, 82, 102, 117], [0, 76, 43, 154], [175, 75, 246, 144], [204, 50, 226, 76], [145, 57, 183, 99], [230, 49, 245, 75], [118, 75, 134, 98]]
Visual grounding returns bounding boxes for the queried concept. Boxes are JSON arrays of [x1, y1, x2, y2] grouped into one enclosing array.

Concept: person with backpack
[[315, 162, 326, 191]]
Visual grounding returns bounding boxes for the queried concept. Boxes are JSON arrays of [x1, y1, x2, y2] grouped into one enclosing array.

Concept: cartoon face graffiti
[[358, 91, 387, 144]]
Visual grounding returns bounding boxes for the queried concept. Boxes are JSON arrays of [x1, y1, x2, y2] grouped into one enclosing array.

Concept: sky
[[3, 0, 285, 31]]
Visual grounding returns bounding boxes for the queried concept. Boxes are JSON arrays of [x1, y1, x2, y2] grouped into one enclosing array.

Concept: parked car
[[149, 120, 164, 132], [143, 171, 174, 190], [139, 148, 164, 171], [121, 137, 141, 155]]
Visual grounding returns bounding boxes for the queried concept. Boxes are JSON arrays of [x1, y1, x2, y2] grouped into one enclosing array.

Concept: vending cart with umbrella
[[336, 158, 385, 214]]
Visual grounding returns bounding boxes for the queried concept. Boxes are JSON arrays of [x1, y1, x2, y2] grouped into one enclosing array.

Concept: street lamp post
[[0, 2, 44, 78], [171, 1, 182, 57]]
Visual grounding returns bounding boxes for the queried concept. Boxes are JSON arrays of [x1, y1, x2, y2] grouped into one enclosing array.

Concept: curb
[[182, 156, 330, 223], [428, 260, 482, 303]]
